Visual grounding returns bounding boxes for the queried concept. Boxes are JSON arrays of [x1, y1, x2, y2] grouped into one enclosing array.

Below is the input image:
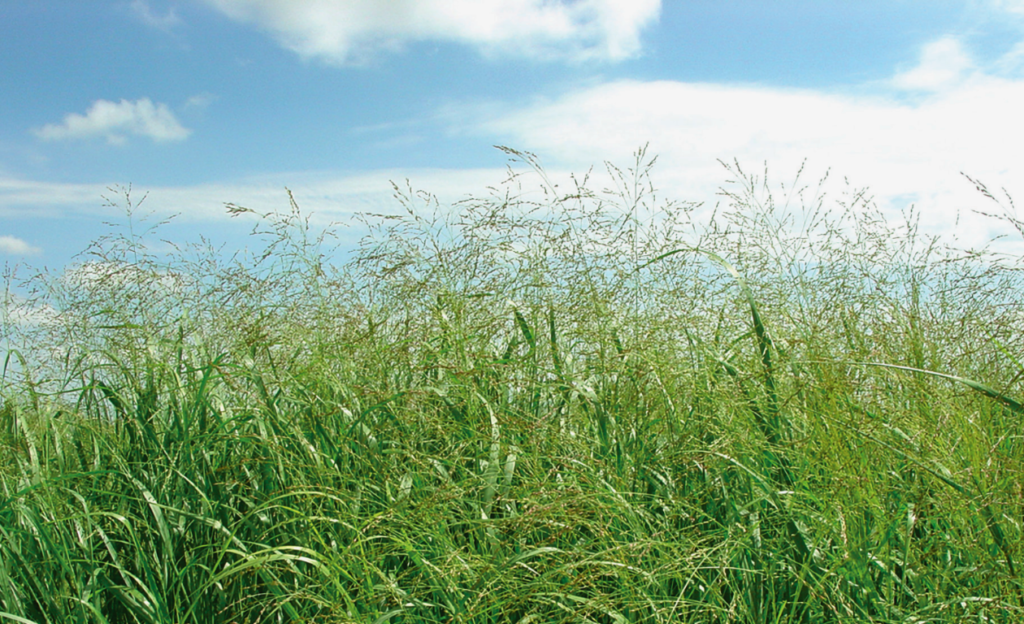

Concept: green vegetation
[[2, 148, 1023, 623]]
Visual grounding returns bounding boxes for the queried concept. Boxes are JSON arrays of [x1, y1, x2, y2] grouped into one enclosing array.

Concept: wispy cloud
[[129, 0, 183, 31], [0, 168, 506, 225], [0, 235, 42, 257], [992, 0, 1024, 14], [34, 98, 191, 145], [183, 93, 218, 111], [199, 0, 660, 64]]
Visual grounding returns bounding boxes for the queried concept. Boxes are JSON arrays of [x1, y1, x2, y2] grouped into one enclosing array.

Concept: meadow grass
[[1, 148, 1023, 623]]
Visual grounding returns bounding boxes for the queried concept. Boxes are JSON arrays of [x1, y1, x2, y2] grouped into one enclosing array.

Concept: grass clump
[[2, 147, 1024, 623]]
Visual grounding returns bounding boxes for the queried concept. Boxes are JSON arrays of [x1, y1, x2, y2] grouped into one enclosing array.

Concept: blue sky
[[4, 0, 1024, 274]]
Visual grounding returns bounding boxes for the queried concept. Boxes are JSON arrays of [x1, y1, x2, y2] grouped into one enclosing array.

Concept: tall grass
[[2, 147, 1023, 623]]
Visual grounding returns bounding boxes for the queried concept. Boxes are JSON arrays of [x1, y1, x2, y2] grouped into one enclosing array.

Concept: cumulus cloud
[[465, 44, 1024, 249], [35, 98, 191, 145], [1, 294, 57, 330], [892, 37, 974, 91], [199, 0, 660, 64], [0, 235, 42, 256]]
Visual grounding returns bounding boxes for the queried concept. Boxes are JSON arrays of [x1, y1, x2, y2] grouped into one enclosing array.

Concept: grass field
[[2, 149, 1023, 623]]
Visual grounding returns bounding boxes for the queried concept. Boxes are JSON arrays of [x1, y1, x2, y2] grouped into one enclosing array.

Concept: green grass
[[2, 147, 1023, 623]]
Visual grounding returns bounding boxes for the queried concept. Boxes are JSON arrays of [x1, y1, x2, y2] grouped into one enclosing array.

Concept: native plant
[[1, 147, 1022, 623]]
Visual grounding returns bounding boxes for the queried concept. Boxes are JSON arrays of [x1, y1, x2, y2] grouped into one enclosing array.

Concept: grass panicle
[[1, 148, 1023, 622]]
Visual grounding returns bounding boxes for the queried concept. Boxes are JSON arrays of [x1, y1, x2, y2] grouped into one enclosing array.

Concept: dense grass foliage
[[2, 149, 1024, 623]]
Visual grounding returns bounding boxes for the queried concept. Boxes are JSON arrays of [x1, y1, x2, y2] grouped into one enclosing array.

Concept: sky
[[4, 0, 1024, 277]]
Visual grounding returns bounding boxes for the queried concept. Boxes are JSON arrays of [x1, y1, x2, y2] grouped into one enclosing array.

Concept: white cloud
[[60, 261, 192, 297], [129, 0, 183, 30], [183, 93, 218, 110], [199, 0, 660, 64], [892, 37, 974, 91], [12, 35, 1024, 258], [35, 98, 191, 145], [467, 54, 1024, 250], [0, 178, 113, 218], [1, 294, 57, 330], [0, 235, 41, 256], [991, 0, 1024, 14]]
